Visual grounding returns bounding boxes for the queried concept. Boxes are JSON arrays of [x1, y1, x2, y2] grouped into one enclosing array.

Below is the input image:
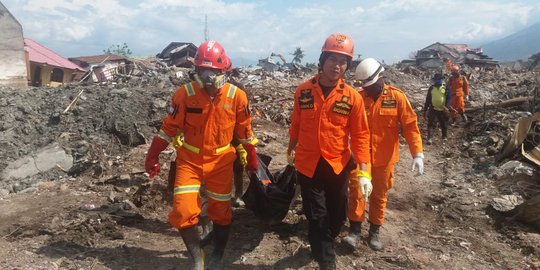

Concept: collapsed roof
[[156, 42, 197, 68], [416, 42, 498, 69]]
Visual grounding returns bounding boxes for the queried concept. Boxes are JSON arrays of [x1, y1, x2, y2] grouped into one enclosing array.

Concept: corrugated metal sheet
[[69, 54, 128, 64], [24, 38, 85, 71]]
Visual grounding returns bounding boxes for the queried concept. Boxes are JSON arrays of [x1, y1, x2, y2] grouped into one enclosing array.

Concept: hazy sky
[[3, 0, 540, 65]]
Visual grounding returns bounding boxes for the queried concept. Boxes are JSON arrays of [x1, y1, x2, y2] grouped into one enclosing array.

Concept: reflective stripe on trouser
[[182, 141, 231, 155], [450, 95, 465, 120], [348, 164, 395, 225], [168, 159, 233, 229], [298, 157, 350, 265]]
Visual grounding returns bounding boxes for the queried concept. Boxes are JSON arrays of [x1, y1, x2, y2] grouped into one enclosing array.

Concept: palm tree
[[291, 47, 304, 64]]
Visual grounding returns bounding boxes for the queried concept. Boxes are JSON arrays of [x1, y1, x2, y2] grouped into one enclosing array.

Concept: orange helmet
[[194, 40, 229, 70], [451, 65, 460, 73], [321, 33, 354, 58]]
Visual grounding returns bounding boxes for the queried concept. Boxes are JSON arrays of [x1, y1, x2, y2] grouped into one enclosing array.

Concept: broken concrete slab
[[1, 143, 73, 181]]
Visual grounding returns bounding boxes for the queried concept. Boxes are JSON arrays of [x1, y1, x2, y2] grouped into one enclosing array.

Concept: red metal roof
[[24, 38, 85, 72]]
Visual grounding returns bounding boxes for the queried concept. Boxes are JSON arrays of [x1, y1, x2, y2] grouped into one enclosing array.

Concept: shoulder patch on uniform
[[299, 89, 314, 109], [387, 85, 404, 93], [226, 84, 237, 99]]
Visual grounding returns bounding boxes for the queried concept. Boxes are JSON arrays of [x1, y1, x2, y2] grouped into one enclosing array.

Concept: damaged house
[[25, 38, 85, 87], [416, 42, 498, 70], [156, 42, 197, 67], [69, 54, 133, 83], [0, 2, 28, 89]]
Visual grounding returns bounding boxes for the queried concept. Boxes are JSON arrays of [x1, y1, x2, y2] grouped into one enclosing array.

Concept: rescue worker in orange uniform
[[287, 33, 371, 270], [447, 65, 469, 124], [343, 58, 424, 251], [145, 40, 258, 270]]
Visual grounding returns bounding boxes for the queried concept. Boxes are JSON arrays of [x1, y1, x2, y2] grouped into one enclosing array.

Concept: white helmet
[[355, 58, 385, 87]]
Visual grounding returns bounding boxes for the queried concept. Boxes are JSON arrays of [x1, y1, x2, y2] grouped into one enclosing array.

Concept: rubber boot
[[342, 221, 362, 248], [462, 113, 468, 123], [180, 226, 204, 270], [207, 224, 230, 270], [368, 223, 383, 251], [199, 215, 213, 247], [318, 260, 337, 270]]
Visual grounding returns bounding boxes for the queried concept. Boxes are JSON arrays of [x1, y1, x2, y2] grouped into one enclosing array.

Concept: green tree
[[291, 47, 304, 64], [103, 42, 133, 57]]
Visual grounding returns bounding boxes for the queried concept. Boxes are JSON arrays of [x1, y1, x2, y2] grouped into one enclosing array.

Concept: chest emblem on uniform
[[381, 99, 397, 108], [332, 100, 352, 115], [222, 103, 233, 109], [299, 89, 314, 109]]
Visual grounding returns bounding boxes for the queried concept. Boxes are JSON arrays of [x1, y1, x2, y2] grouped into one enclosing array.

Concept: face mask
[[195, 69, 227, 89], [434, 79, 443, 86], [363, 77, 384, 98]]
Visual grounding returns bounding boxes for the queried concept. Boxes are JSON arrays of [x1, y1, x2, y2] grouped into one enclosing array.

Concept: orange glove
[[145, 136, 169, 178], [242, 143, 258, 172]]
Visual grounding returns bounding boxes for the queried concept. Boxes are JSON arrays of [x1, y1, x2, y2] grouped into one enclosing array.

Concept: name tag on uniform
[[186, 107, 203, 113], [332, 101, 352, 115], [381, 99, 397, 108]]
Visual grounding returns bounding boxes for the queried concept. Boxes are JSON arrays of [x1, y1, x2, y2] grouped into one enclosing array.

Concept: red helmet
[[451, 65, 460, 73], [321, 33, 354, 58], [194, 40, 228, 70], [223, 55, 233, 72]]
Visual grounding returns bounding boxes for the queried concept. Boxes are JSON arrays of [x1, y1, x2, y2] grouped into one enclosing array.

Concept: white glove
[[359, 177, 373, 201], [465, 95, 470, 102], [411, 153, 424, 175]]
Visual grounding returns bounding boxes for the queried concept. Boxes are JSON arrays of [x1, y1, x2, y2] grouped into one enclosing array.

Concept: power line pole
[[204, 15, 209, 41]]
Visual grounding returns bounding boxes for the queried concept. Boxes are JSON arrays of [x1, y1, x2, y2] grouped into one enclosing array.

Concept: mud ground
[[0, 71, 539, 269]]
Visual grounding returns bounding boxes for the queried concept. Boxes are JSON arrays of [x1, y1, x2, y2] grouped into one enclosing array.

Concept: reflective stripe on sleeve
[[157, 129, 173, 143]]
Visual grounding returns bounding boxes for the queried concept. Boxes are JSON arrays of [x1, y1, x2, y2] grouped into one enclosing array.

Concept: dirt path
[[1, 120, 538, 270]]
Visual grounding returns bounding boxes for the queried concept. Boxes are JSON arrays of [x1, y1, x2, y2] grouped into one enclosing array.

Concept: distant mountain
[[482, 23, 540, 61]]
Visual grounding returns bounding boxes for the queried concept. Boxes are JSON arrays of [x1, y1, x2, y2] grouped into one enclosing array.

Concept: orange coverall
[[158, 81, 254, 229], [348, 84, 423, 225], [447, 75, 469, 121], [289, 76, 371, 177]]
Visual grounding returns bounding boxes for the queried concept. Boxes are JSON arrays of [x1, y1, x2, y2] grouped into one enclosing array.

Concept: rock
[[19, 187, 38, 194], [491, 194, 524, 212], [0, 188, 10, 198], [498, 160, 535, 177], [443, 180, 457, 187]]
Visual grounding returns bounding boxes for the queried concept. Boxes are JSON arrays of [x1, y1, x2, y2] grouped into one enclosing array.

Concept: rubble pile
[[0, 63, 539, 228]]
